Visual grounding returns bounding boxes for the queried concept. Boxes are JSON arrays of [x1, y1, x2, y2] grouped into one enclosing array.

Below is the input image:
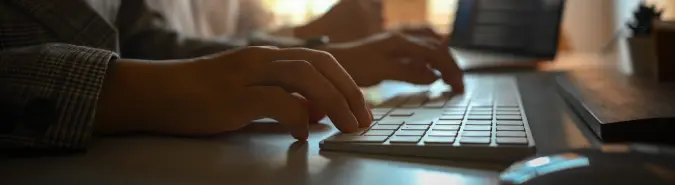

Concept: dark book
[[655, 21, 675, 82]]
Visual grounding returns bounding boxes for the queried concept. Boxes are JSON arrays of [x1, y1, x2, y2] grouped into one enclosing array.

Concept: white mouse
[[500, 144, 675, 185]]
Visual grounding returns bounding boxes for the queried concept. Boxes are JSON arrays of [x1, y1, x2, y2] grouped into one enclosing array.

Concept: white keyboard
[[320, 77, 536, 162]]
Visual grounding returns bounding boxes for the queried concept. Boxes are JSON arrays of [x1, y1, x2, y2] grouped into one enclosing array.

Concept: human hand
[[295, 0, 384, 42], [95, 47, 371, 140], [396, 24, 444, 42], [321, 32, 464, 91]]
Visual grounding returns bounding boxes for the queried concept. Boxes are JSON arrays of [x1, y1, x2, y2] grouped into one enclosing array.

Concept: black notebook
[[556, 69, 675, 145]]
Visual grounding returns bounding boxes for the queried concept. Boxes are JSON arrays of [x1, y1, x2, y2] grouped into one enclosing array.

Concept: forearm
[[266, 15, 332, 39], [245, 31, 305, 47], [117, 0, 244, 60]]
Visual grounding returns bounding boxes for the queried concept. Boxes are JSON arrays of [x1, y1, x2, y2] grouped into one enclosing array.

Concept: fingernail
[[363, 105, 373, 127], [291, 127, 309, 141], [293, 134, 308, 141]]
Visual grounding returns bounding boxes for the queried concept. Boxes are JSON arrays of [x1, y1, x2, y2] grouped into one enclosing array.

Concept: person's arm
[[115, 0, 306, 60], [115, 0, 246, 60], [0, 44, 116, 153]]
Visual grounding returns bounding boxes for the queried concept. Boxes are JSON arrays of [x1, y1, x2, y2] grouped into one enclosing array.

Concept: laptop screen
[[449, 0, 566, 58]]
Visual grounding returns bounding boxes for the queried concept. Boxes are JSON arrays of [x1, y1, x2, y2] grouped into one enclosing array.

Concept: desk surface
[[0, 53, 606, 185]]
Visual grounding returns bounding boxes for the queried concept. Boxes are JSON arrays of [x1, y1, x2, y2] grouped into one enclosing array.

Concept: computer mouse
[[499, 144, 675, 185]]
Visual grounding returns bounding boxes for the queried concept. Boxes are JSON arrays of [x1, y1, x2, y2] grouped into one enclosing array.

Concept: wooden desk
[[0, 54, 604, 185]]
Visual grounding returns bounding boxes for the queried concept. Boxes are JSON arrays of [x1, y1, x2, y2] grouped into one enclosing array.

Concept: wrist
[[95, 59, 190, 134], [294, 19, 329, 39], [247, 31, 305, 48]]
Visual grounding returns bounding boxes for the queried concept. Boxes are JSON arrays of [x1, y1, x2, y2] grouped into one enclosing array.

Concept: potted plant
[[626, 1, 663, 78]]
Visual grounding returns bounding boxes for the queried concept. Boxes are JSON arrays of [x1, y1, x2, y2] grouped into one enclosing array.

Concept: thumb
[[240, 87, 310, 140], [291, 93, 326, 124]]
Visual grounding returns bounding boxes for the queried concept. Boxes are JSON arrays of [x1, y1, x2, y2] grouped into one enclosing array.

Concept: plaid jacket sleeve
[[0, 44, 117, 151]]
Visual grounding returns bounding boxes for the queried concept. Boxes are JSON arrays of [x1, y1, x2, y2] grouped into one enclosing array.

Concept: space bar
[[325, 136, 388, 143]]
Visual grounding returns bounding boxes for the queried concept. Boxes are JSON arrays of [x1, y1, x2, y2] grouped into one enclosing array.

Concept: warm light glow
[[412, 170, 468, 185], [262, 0, 458, 33], [429, 0, 458, 34], [262, 0, 338, 27]]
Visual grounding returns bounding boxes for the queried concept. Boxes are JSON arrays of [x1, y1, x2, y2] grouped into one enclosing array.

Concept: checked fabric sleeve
[[0, 44, 117, 151]]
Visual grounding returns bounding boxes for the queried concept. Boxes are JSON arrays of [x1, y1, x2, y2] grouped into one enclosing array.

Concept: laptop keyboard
[[320, 77, 535, 162]]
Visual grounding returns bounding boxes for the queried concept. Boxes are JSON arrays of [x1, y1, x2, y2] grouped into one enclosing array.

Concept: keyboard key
[[377, 121, 404, 125], [371, 108, 391, 114], [395, 130, 426, 136], [326, 136, 388, 143], [428, 131, 458, 136], [462, 131, 491, 137], [469, 111, 492, 115], [471, 102, 493, 107], [442, 112, 464, 116], [400, 96, 426, 108], [496, 108, 520, 111], [372, 113, 386, 120], [340, 128, 368, 136], [364, 130, 395, 136], [447, 101, 469, 106], [497, 131, 527, 137], [440, 115, 464, 120], [389, 110, 415, 116], [402, 125, 430, 130], [497, 126, 525, 131], [495, 111, 520, 115], [467, 115, 492, 120], [370, 125, 400, 130], [471, 104, 491, 107], [445, 109, 465, 113], [432, 125, 460, 130], [460, 137, 491, 144], [472, 107, 494, 111], [496, 115, 522, 120], [464, 125, 491, 131], [406, 120, 433, 125], [496, 137, 528, 145], [436, 120, 462, 125], [496, 105, 519, 108], [473, 102, 493, 105], [423, 101, 446, 108], [444, 108, 466, 112], [389, 136, 422, 143], [424, 137, 456, 144], [465, 121, 492, 125], [496, 121, 524, 126]]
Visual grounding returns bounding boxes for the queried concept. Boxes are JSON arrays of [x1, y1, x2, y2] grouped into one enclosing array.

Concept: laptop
[[319, 0, 566, 163], [450, 0, 566, 70]]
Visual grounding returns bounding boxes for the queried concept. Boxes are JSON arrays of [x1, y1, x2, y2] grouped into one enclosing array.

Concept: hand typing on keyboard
[[98, 47, 371, 140], [321, 32, 464, 91], [98, 34, 465, 141]]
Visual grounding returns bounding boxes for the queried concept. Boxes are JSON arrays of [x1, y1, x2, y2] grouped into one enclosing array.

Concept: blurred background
[[147, 0, 673, 53], [261, 0, 458, 33]]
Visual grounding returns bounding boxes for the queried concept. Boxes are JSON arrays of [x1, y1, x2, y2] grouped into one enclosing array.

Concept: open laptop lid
[[449, 0, 566, 68]]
